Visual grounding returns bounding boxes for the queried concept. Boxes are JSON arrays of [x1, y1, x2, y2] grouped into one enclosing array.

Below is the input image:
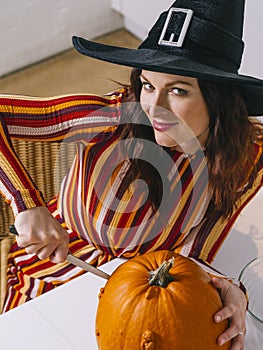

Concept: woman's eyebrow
[[140, 74, 193, 87], [139, 74, 149, 81]]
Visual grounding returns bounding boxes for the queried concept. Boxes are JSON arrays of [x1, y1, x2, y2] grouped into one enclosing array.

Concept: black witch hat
[[73, 0, 263, 116]]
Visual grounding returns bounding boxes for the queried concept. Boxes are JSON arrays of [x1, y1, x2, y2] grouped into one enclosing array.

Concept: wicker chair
[[0, 138, 76, 312]]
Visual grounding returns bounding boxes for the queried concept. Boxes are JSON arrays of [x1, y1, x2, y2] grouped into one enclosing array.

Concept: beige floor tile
[[0, 29, 141, 96]]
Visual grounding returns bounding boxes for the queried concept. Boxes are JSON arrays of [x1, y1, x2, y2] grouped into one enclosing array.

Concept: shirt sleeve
[[0, 89, 125, 216], [0, 114, 46, 215]]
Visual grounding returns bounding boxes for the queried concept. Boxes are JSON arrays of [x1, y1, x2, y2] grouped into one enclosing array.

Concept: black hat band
[[141, 8, 244, 72]]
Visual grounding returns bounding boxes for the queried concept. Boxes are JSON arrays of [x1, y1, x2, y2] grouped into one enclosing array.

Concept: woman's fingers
[[16, 239, 67, 262], [14, 206, 69, 262], [214, 304, 236, 322], [49, 242, 69, 263], [211, 277, 246, 349], [216, 322, 246, 348], [228, 334, 245, 350]]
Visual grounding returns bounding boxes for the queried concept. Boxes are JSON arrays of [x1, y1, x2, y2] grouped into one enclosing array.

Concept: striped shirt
[[1, 89, 262, 311]]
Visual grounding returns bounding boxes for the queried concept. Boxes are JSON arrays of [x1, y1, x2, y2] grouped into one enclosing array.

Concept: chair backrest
[[0, 137, 76, 311]]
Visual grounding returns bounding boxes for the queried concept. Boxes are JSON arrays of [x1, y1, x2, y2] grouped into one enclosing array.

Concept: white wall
[[111, 0, 171, 40], [241, 0, 263, 78], [112, 0, 263, 79], [1, 0, 262, 81], [0, 0, 123, 77]]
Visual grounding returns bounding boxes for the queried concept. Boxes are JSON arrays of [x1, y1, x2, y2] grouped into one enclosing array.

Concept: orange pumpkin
[[96, 250, 230, 350]]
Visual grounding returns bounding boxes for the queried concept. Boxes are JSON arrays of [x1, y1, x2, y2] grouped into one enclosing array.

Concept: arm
[[207, 167, 262, 348], [0, 114, 68, 262], [0, 90, 125, 212], [0, 91, 124, 142], [0, 89, 126, 262], [0, 114, 46, 215], [175, 165, 263, 348]]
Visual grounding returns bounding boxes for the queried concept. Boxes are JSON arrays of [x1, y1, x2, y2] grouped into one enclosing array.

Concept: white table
[[0, 189, 262, 350], [0, 259, 123, 350]]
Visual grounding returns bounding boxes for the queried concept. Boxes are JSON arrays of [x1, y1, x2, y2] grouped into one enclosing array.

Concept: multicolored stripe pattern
[[0, 91, 124, 215], [1, 90, 262, 312]]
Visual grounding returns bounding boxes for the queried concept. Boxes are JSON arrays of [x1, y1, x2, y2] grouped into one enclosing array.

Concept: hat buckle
[[158, 7, 194, 48]]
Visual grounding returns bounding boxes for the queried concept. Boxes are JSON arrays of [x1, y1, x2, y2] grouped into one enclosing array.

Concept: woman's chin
[[154, 134, 177, 149]]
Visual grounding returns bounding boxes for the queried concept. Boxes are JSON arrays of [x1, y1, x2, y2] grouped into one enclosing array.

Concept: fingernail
[[219, 338, 225, 346], [215, 315, 221, 322]]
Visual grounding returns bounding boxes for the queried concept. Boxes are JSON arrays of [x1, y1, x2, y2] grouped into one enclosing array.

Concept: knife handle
[[10, 224, 18, 235], [10, 224, 110, 280]]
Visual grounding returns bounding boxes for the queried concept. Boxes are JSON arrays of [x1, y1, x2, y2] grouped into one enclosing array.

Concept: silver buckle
[[158, 7, 193, 48]]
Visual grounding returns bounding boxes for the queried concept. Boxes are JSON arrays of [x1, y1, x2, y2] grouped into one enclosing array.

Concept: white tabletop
[[0, 189, 262, 350], [0, 259, 125, 350]]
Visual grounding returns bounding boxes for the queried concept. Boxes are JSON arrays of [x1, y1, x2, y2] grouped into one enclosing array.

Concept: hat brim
[[72, 36, 263, 116]]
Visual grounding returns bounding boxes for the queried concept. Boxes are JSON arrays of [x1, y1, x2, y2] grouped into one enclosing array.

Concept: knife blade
[[9, 224, 110, 280], [66, 253, 110, 280]]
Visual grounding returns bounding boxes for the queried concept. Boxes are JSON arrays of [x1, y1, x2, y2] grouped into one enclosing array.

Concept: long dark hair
[[119, 68, 262, 218]]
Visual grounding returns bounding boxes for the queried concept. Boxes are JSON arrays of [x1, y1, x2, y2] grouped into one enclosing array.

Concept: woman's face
[[139, 70, 210, 152]]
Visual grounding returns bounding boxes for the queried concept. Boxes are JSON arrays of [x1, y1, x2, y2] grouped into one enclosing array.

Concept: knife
[[9, 224, 110, 280]]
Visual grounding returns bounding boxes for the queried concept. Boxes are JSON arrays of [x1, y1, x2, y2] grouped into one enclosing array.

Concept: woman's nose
[[150, 91, 168, 109], [148, 104, 174, 123]]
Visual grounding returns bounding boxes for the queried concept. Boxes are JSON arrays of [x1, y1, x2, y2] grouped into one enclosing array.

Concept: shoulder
[[250, 118, 263, 141], [249, 118, 263, 161], [0, 87, 129, 111], [103, 87, 131, 103]]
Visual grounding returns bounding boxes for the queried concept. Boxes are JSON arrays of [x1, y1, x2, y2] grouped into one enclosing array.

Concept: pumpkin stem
[[148, 257, 175, 288]]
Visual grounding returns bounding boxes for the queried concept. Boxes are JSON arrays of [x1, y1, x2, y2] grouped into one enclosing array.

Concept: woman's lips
[[153, 119, 178, 132]]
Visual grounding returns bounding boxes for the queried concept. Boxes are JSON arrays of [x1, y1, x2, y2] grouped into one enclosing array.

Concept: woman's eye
[[141, 82, 153, 91], [171, 88, 187, 96]]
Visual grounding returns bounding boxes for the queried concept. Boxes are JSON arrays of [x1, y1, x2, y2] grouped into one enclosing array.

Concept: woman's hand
[[14, 206, 69, 263], [212, 277, 247, 349]]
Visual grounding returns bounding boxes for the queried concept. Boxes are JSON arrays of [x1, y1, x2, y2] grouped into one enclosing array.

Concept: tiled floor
[[0, 29, 141, 96]]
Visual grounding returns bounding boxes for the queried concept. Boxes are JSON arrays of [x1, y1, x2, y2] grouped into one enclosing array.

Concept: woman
[[1, 0, 263, 348]]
